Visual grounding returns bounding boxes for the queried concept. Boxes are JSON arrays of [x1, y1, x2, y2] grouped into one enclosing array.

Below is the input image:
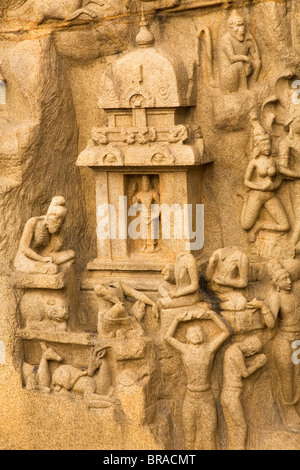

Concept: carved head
[[268, 260, 292, 292], [241, 336, 262, 357], [228, 10, 245, 42], [252, 121, 271, 157], [141, 176, 152, 192], [186, 325, 205, 345], [40, 342, 63, 363], [87, 347, 108, 377], [45, 197, 67, 234], [45, 297, 69, 323]]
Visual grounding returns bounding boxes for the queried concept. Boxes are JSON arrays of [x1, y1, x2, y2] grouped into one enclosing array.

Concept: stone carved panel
[[1, 0, 300, 452]]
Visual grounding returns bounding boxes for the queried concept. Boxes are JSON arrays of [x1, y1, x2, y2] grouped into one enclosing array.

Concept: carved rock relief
[[1, 0, 300, 451]]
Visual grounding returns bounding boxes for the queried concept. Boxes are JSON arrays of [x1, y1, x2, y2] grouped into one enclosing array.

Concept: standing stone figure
[[132, 176, 160, 254], [219, 10, 261, 93], [165, 309, 231, 450], [221, 336, 267, 450], [14, 196, 75, 274], [266, 259, 300, 431]]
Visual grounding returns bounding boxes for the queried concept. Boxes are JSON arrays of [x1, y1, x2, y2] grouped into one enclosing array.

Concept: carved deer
[[52, 346, 117, 408], [23, 342, 63, 393]]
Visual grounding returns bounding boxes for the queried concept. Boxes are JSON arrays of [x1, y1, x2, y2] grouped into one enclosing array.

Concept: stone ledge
[[17, 329, 96, 346], [87, 259, 166, 272], [13, 271, 67, 290]]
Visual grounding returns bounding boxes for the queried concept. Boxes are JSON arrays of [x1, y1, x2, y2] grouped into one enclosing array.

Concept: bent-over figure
[[221, 336, 267, 450]]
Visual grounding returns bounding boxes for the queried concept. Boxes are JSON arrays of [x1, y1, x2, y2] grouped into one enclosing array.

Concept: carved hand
[[169, 290, 178, 299], [254, 354, 267, 369], [162, 265, 173, 281], [248, 298, 263, 309], [260, 179, 273, 191]]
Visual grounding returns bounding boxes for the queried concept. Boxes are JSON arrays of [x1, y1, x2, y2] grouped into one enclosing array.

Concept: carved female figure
[[240, 123, 300, 242], [14, 196, 75, 274]]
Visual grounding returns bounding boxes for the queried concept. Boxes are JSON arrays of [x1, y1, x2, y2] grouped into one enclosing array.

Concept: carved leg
[[221, 389, 247, 450], [51, 250, 75, 265], [240, 193, 265, 232], [263, 197, 290, 233], [273, 334, 299, 405], [67, 8, 97, 21], [220, 64, 242, 93], [182, 396, 197, 450], [198, 390, 217, 450], [238, 63, 249, 91], [23, 363, 37, 391]]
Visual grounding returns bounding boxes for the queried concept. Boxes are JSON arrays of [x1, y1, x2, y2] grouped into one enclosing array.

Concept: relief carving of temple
[[0, 0, 300, 451]]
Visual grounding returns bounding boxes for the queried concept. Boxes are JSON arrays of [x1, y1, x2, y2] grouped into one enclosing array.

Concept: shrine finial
[[136, 8, 155, 47]]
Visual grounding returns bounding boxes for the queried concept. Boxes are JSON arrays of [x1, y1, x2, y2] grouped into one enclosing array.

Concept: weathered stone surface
[[0, 0, 300, 451]]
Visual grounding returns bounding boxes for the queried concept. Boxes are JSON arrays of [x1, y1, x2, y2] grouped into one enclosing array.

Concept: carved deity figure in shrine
[[165, 309, 231, 450], [14, 197, 75, 275], [132, 176, 160, 254], [219, 10, 261, 93]]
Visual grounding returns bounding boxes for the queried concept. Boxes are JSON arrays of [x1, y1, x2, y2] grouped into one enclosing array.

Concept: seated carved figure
[[205, 247, 249, 311], [14, 197, 75, 275], [157, 251, 201, 313], [219, 10, 261, 93]]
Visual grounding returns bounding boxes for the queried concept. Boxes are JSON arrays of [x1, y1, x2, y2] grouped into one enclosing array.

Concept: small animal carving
[[23, 342, 63, 393], [20, 0, 105, 25], [20, 292, 69, 332], [52, 347, 117, 408]]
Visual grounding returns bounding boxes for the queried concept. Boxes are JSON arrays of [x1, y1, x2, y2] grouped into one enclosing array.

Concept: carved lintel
[[121, 127, 156, 144]]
